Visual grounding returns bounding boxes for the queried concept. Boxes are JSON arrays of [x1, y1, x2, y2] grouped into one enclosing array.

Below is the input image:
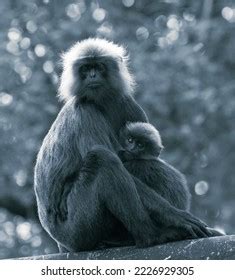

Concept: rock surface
[[21, 235, 235, 260]]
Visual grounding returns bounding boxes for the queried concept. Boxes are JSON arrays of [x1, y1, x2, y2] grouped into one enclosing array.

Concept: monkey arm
[[131, 176, 212, 238], [34, 102, 82, 223]]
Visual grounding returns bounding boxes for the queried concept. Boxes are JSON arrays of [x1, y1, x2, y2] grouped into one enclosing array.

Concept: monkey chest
[[77, 106, 118, 157]]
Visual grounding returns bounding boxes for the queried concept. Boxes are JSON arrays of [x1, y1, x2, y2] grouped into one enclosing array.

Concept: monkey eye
[[80, 65, 89, 73], [96, 63, 106, 73], [128, 137, 133, 143], [137, 142, 144, 149]]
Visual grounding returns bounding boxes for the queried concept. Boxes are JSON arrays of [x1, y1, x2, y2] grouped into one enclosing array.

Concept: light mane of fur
[[126, 122, 163, 149], [58, 38, 135, 102]]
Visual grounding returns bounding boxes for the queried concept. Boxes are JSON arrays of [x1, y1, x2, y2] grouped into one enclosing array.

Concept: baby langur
[[118, 122, 224, 240], [118, 122, 190, 211]]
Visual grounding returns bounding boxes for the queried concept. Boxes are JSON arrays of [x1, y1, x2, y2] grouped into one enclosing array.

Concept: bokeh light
[[34, 44, 46, 57], [195, 181, 209, 196], [221, 7, 235, 22], [136, 26, 149, 40], [43, 61, 54, 74], [92, 8, 106, 22], [8, 28, 22, 43], [122, 0, 135, 8], [13, 170, 28, 187], [66, 3, 81, 21], [20, 38, 31, 50], [26, 21, 37, 33], [0, 0, 234, 260], [0, 93, 13, 107]]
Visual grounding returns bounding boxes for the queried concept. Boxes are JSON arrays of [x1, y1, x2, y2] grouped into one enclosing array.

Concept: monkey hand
[[85, 145, 122, 167], [166, 209, 213, 239]]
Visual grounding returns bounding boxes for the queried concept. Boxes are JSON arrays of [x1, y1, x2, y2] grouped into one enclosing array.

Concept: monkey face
[[125, 136, 145, 153], [78, 58, 107, 88], [118, 132, 147, 162], [72, 56, 122, 103], [119, 123, 164, 161], [119, 134, 161, 162], [58, 38, 136, 102]]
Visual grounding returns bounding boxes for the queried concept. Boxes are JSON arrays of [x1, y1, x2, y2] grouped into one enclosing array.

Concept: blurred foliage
[[0, 0, 234, 258]]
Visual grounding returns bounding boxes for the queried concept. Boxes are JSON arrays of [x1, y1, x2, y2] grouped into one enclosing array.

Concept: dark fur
[[119, 122, 223, 242], [34, 39, 214, 252], [119, 122, 190, 211], [124, 159, 190, 211]]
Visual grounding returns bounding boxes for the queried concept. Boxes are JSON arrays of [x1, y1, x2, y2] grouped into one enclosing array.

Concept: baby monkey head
[[119, 122, 164, 161]]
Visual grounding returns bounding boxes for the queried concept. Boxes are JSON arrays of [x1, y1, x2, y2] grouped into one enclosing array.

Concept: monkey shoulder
[[42, 99, 81, 145]]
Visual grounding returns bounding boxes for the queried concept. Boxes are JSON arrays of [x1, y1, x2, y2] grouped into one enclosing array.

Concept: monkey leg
[[52, 146, 163, 251], [132, 176, 214, 239]]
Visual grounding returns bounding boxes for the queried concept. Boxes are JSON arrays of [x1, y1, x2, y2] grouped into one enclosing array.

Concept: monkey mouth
[[78, 85, 105, 103], [87, 83, 102, 88]]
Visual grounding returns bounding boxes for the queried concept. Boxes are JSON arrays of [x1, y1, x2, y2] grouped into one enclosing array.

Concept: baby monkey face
[[118, 122, 164, 161], [124, 135, 145, 154], [118, 133, 150, 162]]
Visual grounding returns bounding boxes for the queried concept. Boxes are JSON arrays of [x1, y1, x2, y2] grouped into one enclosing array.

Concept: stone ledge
[[20, 235, 235, 260]]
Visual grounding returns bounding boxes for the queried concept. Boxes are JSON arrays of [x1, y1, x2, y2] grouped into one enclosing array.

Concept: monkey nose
[[89, 70, 96, 78]]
